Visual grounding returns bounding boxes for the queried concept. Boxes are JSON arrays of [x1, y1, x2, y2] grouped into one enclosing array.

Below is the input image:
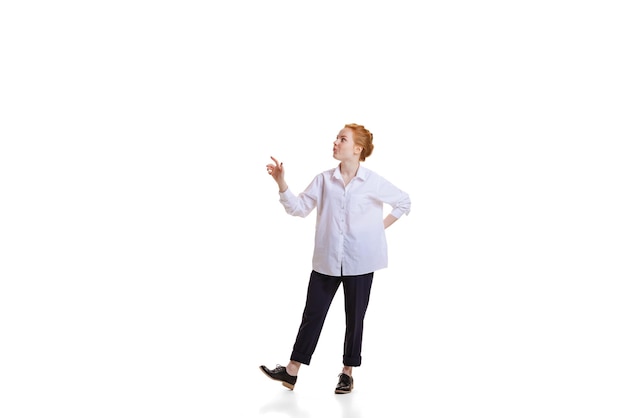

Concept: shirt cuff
[[391, 207, 407, 219], [279, 187, 294, 201]]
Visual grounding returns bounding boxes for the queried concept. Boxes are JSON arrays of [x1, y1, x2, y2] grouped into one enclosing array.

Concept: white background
[[1, 1, 625, 417]]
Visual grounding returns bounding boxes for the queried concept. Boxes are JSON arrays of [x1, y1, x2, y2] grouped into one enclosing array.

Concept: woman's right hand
[[266, 156, 288, 192]]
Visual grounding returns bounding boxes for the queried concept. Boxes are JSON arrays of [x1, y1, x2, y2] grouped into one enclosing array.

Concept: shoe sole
[[259, 366, 295, 390], [335, 384, 354, 394]]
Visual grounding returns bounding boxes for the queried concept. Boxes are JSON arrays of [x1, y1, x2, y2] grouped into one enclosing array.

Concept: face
[[333, 128, 362, 161]]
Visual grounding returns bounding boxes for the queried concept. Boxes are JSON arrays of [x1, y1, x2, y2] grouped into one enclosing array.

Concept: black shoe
[[259, 364, 297, 390], [335, 373, 354, 394]]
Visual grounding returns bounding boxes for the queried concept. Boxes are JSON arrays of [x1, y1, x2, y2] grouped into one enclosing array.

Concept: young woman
[[260, 123, 411, 394]]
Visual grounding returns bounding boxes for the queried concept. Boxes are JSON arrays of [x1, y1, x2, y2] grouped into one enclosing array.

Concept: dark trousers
[[290, 270, 374, 367]]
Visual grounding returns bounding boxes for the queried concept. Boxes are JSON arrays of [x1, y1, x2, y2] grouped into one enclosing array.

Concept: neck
[[340, 160, 360, 177]]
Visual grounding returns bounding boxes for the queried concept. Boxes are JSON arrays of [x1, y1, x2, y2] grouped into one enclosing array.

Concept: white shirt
[[279, 164, 411, 276]]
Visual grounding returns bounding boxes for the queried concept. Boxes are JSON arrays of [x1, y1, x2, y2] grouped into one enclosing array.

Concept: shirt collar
[[332, 164, 369, 182]]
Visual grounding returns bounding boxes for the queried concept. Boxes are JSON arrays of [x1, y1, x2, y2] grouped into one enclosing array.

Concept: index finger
[[270, 156, 280, 166]]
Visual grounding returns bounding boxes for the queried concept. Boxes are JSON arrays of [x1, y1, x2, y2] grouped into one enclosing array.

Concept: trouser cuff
[[343, 355, 362, 367], [290, 351, 311, 365]]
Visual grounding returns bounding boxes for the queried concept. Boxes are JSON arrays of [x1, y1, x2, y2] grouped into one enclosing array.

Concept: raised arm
[[266, 156, 288, 192]]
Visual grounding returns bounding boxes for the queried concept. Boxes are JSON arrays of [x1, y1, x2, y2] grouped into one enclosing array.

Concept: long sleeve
[[278, 175, 321, 218], [378, 176, 411, 219]]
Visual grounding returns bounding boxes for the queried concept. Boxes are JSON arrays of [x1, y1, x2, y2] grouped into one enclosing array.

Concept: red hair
[[345, 123, 374, 161]]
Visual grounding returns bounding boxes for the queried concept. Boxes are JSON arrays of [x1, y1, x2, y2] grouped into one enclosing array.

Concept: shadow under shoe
[[259, 364, 298, 390], [335, 373, 354, 394]]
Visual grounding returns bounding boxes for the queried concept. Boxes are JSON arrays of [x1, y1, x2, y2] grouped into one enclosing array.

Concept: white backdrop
[[1, 1, 625, 417]]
